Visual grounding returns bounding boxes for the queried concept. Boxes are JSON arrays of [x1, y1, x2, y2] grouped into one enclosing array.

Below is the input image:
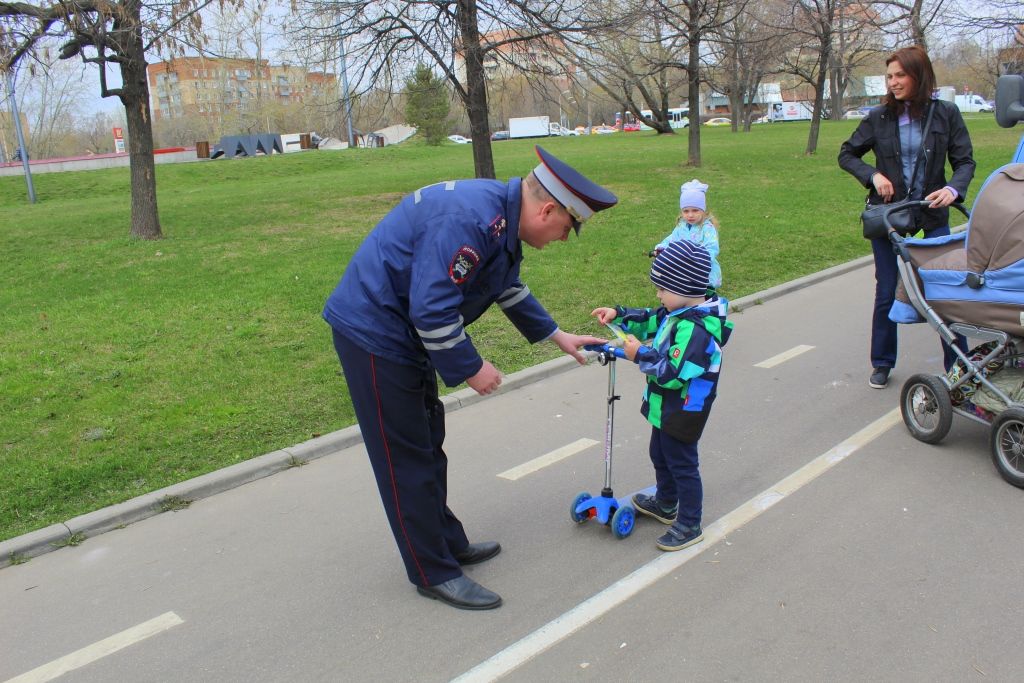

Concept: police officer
[[324, 146, 617, 610]]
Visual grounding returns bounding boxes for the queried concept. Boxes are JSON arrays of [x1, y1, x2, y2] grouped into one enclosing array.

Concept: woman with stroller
[[839, 45, 975, 389]]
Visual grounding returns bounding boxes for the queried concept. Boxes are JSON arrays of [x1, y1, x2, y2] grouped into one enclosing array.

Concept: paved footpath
[[2, 258, 1022, 682]]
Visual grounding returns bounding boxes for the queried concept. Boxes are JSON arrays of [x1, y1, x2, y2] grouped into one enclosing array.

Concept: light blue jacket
[[656, 217, 722, 288]]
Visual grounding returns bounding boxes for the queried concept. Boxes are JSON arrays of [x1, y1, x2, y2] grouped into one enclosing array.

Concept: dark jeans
[[649, 427, 702, 528], [870, 227, 967, 371]]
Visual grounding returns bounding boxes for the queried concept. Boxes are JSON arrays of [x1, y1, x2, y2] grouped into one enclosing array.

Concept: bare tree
[[77, 109, 122, 153], [706, 1, 793, 131], [4, 52, 92, 157], [661, 0, 747, 165], [291, 0, 622, 179], [864, 0, 947, 49], [828, 1, 885, 119], [569, 9, 689, 136], [773, 0, 840, 155], [0, 0, 233, 239]]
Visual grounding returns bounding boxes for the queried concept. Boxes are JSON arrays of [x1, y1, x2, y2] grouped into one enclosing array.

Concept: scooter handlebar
[[584, 343, 626, 358]]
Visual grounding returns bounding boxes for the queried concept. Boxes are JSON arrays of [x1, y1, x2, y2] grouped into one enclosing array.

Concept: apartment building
[[455, 31, 572, 86], [147, 57, 337, 121]]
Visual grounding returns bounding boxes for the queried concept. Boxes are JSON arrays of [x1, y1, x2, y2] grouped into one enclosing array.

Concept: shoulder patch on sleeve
[[449, 245, 481, 284]]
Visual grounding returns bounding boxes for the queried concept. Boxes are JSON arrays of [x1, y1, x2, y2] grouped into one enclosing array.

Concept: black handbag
[[861, 201, 919, 239], [860, 101, 934, 240]]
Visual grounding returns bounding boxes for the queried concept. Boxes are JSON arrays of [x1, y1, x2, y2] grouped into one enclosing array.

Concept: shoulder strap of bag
[[907, 101, 935, 199]]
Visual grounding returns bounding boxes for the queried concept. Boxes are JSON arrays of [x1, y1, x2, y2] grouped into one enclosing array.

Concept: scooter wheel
[[611, 504, 636, 539], [570, 492, 593, 523]]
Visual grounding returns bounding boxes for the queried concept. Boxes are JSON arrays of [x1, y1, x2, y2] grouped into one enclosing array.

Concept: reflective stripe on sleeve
[[416, 317, 464, 339], [496, 285, 530, 310], [417, 315, 468, 351], [422, 331, 468, 351]]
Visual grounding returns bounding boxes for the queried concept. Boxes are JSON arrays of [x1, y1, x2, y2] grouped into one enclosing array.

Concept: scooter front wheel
[[571, 491, 594, 523], [611, 504, 636, 539]]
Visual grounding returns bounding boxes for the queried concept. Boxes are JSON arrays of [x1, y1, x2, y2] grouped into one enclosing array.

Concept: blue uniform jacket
[[323, 177, 558, 387]]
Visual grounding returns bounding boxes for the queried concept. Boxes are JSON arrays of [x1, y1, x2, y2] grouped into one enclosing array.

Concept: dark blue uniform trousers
[[870, 226, 965, 371], [332, 329, 469, 587], [649, 427, 702, 528]]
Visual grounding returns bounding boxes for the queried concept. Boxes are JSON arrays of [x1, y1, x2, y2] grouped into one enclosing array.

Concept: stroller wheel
[[900, 374, 953, 444], [989, 406, 1024, 489]]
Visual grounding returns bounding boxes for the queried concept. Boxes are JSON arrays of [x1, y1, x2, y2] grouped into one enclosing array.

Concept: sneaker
[[631, 493, 677, 525], [656, 523, 704, 552], [869, 367, 890, 389]]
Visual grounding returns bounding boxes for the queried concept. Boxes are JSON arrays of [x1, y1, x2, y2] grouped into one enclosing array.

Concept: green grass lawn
[[1, 115, 1019, 542]]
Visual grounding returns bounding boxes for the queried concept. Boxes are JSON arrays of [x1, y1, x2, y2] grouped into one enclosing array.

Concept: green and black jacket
[[613, 297, 732, 443]]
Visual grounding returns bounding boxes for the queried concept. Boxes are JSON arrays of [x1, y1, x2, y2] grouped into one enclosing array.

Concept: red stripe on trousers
[[370, 354, 429, 586]]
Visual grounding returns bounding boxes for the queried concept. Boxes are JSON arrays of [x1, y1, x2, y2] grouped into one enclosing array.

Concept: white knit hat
[[679, 179, 709, 211]]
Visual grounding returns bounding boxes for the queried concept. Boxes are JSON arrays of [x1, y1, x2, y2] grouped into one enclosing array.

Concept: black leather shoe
[[416, 575, 502, 610], [454, 541, 501, 566]]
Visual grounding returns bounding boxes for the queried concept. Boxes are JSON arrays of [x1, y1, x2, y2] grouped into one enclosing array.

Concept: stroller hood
[[966, 163, 1024, 274]]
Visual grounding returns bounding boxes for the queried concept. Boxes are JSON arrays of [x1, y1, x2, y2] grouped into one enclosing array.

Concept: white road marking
[[454, 409, 901, 683], [497, 438, 599, 481], [6, 611, 184, 683], [754, 344, 816, 368]]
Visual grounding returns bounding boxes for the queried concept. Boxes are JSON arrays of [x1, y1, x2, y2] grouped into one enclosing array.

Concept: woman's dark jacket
[[838, 99, 975, 231]]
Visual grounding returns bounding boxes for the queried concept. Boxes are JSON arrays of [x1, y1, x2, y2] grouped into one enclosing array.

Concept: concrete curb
[[0, 256, 872, 568]]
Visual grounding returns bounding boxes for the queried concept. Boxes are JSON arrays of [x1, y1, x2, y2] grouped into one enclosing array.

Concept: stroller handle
[[885, 200, 969, 244]]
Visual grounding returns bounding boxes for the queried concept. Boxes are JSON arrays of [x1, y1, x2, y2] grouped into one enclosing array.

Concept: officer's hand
[[551, 330, 607, 364], [590, 307, 617, 324], [467, 361, 502, 395]]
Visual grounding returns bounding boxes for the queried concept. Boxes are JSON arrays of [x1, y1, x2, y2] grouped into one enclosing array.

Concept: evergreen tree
[[404, 64, 451, 145]]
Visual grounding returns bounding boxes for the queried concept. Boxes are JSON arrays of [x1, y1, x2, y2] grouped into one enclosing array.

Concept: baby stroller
[[886, 163, 1024, 488]]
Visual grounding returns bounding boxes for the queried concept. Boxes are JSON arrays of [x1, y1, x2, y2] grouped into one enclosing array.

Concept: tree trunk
[[456, 0, 495, 179], [686, 9, 702, 167], [119, 8, 162, 240], [805, 43, 830, 156]]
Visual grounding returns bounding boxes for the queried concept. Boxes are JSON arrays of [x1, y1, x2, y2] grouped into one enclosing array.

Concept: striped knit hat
[[650, 240, 712, 297]]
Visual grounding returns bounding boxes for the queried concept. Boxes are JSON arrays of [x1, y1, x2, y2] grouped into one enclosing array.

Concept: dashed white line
[[754, 344, 816, 368], [454, 409, 901, 682], [497, 438, 599, 481], [6, 611, 184, 683]]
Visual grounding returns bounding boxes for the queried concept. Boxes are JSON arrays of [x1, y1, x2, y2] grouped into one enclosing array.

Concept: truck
[[548, 122, 578, 136], [769, 101, 814, 122], [509, 116, 550, 139], [954, 94, 993, 113]]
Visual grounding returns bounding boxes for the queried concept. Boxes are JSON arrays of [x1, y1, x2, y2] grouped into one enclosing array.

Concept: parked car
[[703, 117, 732, 126], [490, 130, 509, 141], [842, 109, 867, 120], [622, 121, 641, 132], [447, 134, 471, 144], [752, 114, 770, 124]]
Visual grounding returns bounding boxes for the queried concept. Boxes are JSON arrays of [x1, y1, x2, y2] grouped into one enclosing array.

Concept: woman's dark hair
[[883, 45, 936, 118]]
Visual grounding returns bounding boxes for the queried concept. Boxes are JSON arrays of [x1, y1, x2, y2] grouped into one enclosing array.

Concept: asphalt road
[[2, 261, 1022, 682]]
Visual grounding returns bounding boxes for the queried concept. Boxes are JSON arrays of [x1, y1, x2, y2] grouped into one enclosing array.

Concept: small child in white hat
[[652, 179, 722, 291]]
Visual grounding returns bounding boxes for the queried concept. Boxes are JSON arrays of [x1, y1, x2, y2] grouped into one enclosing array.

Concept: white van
[[954, 94, 993, 113]]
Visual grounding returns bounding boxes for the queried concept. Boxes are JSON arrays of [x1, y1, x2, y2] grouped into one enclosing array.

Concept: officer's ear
[[541, 200, 560, 223]]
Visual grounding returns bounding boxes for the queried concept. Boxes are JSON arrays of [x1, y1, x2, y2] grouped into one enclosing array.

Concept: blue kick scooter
[[571, 342, 640, 539]]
